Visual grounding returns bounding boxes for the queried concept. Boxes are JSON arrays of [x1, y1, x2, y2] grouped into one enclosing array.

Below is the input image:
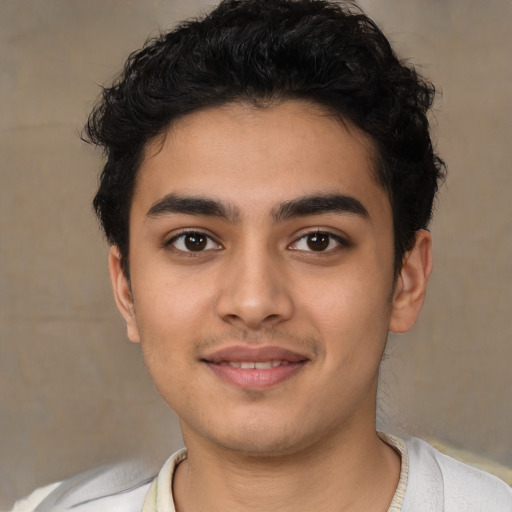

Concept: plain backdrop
[[1, 0, 511, 508]]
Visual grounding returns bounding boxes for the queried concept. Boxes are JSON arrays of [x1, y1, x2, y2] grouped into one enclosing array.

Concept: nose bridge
[[215, 233, 293, 329]]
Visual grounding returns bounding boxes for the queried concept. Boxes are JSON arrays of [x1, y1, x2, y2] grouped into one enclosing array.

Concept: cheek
[[134, 263, 212, 322], [299, 271, 392, 328], [296, 268, 393, 367], [131, 265, 219, 364]]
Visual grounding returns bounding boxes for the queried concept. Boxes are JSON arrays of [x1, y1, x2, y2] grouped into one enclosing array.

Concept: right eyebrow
[[146, 193, 240, 223]]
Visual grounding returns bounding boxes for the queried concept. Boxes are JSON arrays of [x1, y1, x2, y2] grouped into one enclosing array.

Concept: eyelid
[[165, 229, 223, 253], [288, 229, 350, 252]]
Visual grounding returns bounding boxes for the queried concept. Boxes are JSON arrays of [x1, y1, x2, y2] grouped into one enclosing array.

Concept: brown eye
[[184, 233, 207, 251], [306, 232, 330, 251], [290, 231, 345, 253], [168, 231, 221, 253]]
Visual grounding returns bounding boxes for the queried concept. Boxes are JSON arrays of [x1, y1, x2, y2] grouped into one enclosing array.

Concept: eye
[[290, 231, 345, 252], [167, 231, 221, 253]]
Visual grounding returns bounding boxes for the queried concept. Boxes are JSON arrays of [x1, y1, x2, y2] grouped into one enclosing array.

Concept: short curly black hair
[[86, 0, 445, 276]]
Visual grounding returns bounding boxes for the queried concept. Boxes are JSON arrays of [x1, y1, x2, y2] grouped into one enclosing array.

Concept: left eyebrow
[[272, 194, 369, 222]]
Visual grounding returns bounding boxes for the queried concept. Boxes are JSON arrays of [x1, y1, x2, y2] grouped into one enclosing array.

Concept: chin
[[187, 413, 329, 459], [214, 434, 307, 458]]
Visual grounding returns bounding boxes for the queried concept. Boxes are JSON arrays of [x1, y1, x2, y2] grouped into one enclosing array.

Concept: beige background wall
[[1, 0, 511, 508]]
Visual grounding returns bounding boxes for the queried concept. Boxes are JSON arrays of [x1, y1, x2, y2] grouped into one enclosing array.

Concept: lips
[[202, 345, 308, 390], [220, 360, 289, 369]]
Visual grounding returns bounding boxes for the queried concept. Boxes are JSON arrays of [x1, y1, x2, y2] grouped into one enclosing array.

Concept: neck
[[173, 426, 400, 512]]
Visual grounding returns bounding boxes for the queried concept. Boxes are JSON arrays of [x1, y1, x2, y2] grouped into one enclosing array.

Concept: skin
[[110, 100, 432, 511]]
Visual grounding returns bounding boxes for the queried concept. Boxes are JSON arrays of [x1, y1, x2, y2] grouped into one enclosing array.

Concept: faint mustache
[[195, 326, 321, 357]]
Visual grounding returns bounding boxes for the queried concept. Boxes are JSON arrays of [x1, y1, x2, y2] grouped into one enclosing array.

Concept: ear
[[108, 246, 141, 343], [389, 229, 433, 334]]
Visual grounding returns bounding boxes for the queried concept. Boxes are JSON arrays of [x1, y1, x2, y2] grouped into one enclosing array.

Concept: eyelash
[[165, 229, 348, 255], [289, 230, 349, 253], [166, 231, 222, 254]]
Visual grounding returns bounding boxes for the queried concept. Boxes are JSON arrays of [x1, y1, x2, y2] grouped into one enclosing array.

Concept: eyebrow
[[146, 192, 368, 223], [271, 194, 369, 222], [147, 193, 240, 222]]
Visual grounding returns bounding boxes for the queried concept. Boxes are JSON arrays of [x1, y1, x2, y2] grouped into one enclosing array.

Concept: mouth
[[218, 360, 294, 369], [202, 346, 309, 390]]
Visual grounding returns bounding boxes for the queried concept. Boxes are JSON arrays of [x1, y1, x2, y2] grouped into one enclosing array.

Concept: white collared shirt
[[12, 435, 512, 511]]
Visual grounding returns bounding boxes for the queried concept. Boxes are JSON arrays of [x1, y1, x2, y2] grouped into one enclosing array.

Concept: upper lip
[[202, 345, 309, 363]]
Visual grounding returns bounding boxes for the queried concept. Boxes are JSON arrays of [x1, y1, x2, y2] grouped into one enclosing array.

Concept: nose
[[215, 241, 294, 330]]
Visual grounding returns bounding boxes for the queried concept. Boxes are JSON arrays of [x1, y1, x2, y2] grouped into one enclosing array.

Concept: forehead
[[132, 100, 389, 220]]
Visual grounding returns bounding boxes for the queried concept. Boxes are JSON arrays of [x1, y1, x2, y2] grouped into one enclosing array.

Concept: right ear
[[108, 246, 140, 343]]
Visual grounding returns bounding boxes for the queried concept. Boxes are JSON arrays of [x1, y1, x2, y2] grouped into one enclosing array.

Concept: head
[[86, 0, 445, 279], [88, 0, 444, 456]]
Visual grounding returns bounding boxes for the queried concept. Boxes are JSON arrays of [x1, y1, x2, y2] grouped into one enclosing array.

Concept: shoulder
[[10, 459, 159, 512], [404, 436, 512, 512], [10, 482, 61, 512]]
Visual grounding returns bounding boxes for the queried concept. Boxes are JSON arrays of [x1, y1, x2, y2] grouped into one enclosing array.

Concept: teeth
[[255, 361, 272, 369], [225, 361, 284, 369]]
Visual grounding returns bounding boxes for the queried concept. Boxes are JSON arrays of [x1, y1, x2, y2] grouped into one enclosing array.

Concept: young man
[[12, 0, 512, 511]]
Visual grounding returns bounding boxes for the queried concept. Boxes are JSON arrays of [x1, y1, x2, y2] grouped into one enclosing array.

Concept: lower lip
[[205, 362, 306, 390]]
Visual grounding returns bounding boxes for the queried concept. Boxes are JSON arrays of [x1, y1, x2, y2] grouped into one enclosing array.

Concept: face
[[110, 100, 431, 456]]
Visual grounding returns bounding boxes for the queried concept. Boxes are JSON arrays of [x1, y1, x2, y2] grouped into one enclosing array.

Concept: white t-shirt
[[11, 435, 512, 512]]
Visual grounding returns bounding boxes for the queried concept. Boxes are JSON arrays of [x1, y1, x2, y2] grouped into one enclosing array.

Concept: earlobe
[[108, 246, 141, 343], [389, 229, 433, 334]]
